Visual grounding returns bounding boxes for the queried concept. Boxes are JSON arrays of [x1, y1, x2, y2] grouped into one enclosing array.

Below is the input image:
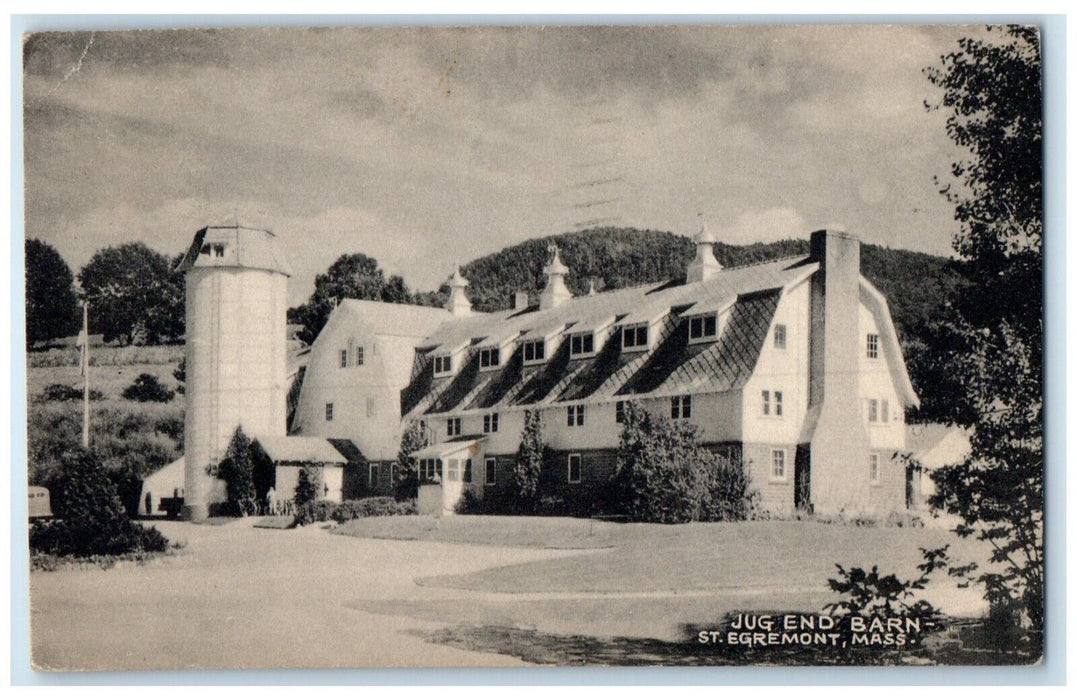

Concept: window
[[689, 314, 718, 341], [433, 355, 453, 375], [420, 458, 443, 481], [366, 397, 377, 418], [775, 391, 783, 417], [671, 395, 692, 419], [325, 403, 334, 421], [354, 346, 365, 366], [567, 405, 586, 427], [869, 453, 881, 484], [570, 333, 595, 356], [479, 347, 501, 369], [881, 399, 890, 423], [339, 349, 348, 368], [368, 463, 376, 489], [483, 413, 499, 433], [622, 323, 649, 350], [867, 333, 879, 359], [523, 340, 546, 363], [868, 399, 879, 423], [568, 454, 582, 483], [463, 459, 472, 483], [771, 449, 787, 481], [446, 417, 461, 437], [762, 391, 784, 417], [774, 324, 787, 349], [615, 400, 626, 424], [485, 457, 497, 485]]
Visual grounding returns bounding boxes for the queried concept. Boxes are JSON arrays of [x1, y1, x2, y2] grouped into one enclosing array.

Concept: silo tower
[[177, 226, 291, 520]]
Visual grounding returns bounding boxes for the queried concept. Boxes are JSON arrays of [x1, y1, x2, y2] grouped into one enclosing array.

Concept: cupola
[[445, 265, 473, 316], [539, 244, 573, 310], [686, 219, 723, 283]]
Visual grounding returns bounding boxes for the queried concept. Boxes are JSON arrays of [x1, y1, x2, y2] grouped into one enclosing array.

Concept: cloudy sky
[[23, 24, 982, 305]]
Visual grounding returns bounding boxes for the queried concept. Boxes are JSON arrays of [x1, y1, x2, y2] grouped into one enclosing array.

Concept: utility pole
[[80, 301, 90, 448]]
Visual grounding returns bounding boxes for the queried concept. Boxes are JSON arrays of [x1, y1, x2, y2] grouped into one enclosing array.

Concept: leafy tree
[[290, 253, 411, 345], [78, 242, 184, 345], [612, 401, 752, 523], [24, 238, 81, 348], [923, 26, 1043, 645], [510, 410, 550, 514], [394, 420, 430, 501], [294, 466, 320, 509], [215, 427, 257, 516]]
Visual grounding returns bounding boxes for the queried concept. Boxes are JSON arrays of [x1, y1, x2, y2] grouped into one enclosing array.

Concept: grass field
[[337, 515, 990, 595], [25, 350, 186, 492]]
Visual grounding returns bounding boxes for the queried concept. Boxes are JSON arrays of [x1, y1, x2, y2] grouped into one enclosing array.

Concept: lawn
[[337, 515, 991, 597]]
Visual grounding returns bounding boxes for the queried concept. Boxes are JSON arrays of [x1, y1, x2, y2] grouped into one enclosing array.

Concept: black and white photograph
[[19, 22, 1045, 671]]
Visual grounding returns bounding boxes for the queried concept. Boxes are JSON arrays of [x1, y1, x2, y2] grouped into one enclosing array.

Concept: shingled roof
[[402, 255, 816, 417]]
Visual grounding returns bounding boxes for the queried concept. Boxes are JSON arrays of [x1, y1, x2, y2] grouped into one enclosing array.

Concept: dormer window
[[688, 314, 718, 342], [622, 323, 650, 350], [433, 355, 453, 376], [522, 339, 546, 364], [479, 347, 501, 369], [569, 332, 595, 357]]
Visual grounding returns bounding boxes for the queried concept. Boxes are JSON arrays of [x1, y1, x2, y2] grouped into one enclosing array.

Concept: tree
[[78, 242, 184, 345], [295, 466, 320, 509], [215, 427, 256, 516], [394, 420, 430, 501], [510, 410, 550, 514], [611, 401, 752, 523], [30, 447, 170, 557], [291, 253, 404, 345], [923, 26, 1043, 645], [24, 239, 80, 348]]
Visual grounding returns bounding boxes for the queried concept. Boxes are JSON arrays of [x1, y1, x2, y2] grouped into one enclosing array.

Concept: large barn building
[[176, 224, 920, 519]]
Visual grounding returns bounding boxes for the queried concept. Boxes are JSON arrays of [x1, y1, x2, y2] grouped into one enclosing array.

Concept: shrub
[[30, 448, 170, 558], [611, 401, 754, 523], [455, 485, 483, 514], [294, 497, 417, 526], [211, 427, 257, 516], [121, 373, 175, 403], [38, 384, 104, 402], [394, 421, 429, 501], [294, 466, 321, 509], [510, 410, 551, 514]]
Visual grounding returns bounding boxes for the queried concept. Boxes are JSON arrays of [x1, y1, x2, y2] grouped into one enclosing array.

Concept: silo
[[177, 226, 291, 520]]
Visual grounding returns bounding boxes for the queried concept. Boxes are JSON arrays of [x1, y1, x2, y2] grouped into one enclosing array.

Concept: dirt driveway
[[29, 520, 580, 671]]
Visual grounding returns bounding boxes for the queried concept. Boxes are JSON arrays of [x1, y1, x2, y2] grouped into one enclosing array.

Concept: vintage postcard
[[21, 24, 1044, 671]]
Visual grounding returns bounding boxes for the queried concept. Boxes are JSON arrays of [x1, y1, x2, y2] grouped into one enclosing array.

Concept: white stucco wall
[[858, 304, 906, 451], [184, 267, 289, 515], [742, 279, 811, 445], [274, 465, 344, 503], [294, 309, 435, 461]]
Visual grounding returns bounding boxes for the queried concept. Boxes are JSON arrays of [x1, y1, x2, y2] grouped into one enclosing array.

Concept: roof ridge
[[719, 252, 810, 273]]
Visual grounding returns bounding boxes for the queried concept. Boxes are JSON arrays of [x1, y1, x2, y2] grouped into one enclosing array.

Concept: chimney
[[686, 220, 722, 283], [803, 229, 870, 514], [445, 266, 472, 316], [539, 244, 573, 310], [514, 291, 530, 311]]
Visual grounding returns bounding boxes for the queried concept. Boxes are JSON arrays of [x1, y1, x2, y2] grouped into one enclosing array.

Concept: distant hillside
[[459, 226, 964, 343]]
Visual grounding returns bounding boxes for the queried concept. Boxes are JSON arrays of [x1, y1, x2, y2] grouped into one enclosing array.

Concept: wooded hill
[[457, 226, 963, 342]]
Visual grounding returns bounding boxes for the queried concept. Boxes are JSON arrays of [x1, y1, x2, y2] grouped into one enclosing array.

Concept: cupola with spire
[[686, 217, 723, 283], [445, 265, 473, 316], [539, 244, 573, 310]]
